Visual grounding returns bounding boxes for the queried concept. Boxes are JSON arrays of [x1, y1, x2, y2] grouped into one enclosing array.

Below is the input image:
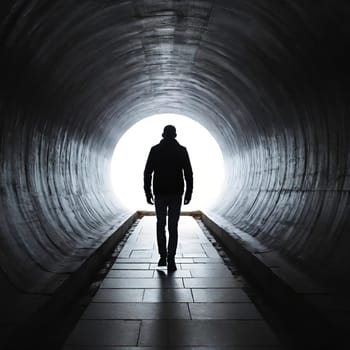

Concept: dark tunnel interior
[[1, 0, 350, 346]]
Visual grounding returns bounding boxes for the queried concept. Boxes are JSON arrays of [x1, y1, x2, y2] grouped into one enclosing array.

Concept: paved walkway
[[63, 216, 283, 349]]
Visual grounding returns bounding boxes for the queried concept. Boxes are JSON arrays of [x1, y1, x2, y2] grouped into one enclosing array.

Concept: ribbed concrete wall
[[1, 0, 350, 328]]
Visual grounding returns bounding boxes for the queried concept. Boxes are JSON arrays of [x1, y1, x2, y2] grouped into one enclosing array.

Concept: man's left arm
[[183, 149, 193, 205]]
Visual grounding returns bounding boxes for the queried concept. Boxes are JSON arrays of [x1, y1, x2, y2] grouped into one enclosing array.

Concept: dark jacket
[[144, 138, 193, 197]]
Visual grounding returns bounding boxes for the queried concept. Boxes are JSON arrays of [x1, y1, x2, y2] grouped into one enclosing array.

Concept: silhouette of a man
[[144, 125, 193, 272]]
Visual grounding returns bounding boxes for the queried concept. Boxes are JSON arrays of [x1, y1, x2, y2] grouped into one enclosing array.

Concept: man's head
[[162, 125, 177, 139]]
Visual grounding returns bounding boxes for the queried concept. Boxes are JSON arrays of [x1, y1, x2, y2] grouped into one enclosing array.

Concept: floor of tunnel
[[40, 216, 318, 349]]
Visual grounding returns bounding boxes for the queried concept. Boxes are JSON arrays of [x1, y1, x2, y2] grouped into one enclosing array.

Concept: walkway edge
[[200, 211, 346, 346], [5, 212, 139, 349]]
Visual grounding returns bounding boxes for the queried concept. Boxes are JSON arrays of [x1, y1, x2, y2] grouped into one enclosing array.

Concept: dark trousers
[[154, 194, 182, 258]]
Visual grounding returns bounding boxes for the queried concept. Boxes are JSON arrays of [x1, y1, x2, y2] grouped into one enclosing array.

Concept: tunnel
[[1, 0, 350, 348]]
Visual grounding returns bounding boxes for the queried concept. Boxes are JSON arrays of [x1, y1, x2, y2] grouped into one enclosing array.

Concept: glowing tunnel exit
[[110, 114, 225, 211]]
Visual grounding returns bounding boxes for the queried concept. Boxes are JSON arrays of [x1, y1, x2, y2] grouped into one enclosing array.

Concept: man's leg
[[167, 195, 182, 260], [155, 195, 168, 259]]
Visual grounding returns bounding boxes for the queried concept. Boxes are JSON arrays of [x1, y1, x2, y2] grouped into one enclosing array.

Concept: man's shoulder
[[153, 139, 187, 153], [171, 139, 187, 151], [151, 143, 161, 151], [173, 141, 187, 154], [177, 143, 187, 153]]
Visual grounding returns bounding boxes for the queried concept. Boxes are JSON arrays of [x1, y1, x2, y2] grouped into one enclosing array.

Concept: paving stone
[[130, 250, 153, 258], [182, 252, 208, 258], [192, 288, 250, 302], [181, 243, 207, 252], [82, 302, 191, 319], [101, 278, 184, 289], [139, 320, 280, 346], [172, 258, 195, 263], [150, 263, 167, 269], [106, 270, 154, 278], [115, 258, 160, 263], [139, 320, 169, 346], [93, 289, 144, 302], [111, 263, 150, 270], [189, 269, 232, 277], [65, 320, 140, 346], [153, 269, 191, 278], [193, 257, 224, 263], [150, 262, 191, 270], [189, 302, 262, 319], [143, 288, 193, 302], [183, 277, 242, 288], [180, 263, 227, 270], [132, 240, 154, 249]]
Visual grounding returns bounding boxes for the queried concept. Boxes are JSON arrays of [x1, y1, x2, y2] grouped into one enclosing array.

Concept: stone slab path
[[63, 216, 283, 349]]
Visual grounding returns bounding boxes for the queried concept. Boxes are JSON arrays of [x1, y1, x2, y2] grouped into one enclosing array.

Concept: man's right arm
[[143, 149, 154, 204]]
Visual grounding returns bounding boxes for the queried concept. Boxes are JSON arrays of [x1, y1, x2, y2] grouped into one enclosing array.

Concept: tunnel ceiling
[[1, 0, 350, 321], [2, 1, 349, 148]]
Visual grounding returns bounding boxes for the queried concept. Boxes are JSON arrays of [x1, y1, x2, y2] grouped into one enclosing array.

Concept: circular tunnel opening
[[110, 114, 225, 211]]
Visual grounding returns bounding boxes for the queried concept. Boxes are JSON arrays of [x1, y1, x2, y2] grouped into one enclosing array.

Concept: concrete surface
[[63, 216, 283, 349]]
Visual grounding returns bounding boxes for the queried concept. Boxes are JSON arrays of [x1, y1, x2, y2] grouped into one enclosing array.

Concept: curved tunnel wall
[[1, 0, 350, 321]]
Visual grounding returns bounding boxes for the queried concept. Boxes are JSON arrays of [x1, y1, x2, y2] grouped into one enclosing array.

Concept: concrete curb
[[5, 212, 139, 349], [200, 211, 347, 348]]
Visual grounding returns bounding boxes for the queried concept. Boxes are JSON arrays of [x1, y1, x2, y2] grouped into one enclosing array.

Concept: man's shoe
[[167, 259, 177, 272], [158, 256, 167, 267]]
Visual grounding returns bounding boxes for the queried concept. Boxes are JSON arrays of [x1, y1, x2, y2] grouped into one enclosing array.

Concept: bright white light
[[110, 114, 225, 211]]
